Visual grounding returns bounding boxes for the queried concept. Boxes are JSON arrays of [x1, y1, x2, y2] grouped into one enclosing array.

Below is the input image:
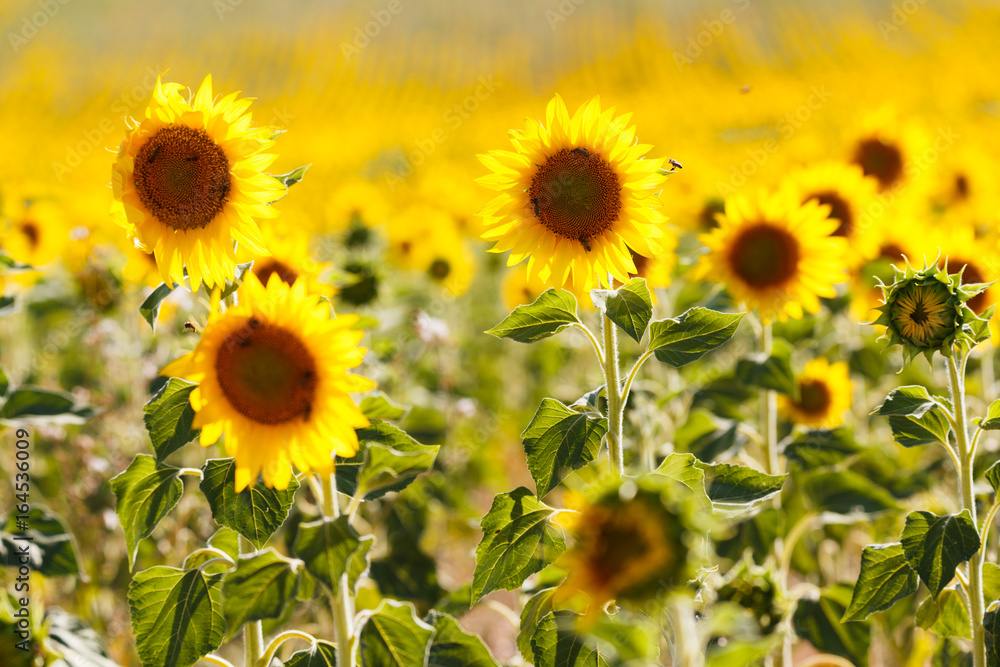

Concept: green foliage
[[596, 277, 653, 343], [916, 586, 971, 639], [703, 463, 786, 504], [794, 584, 871, 666], [975, 399, 1000, 430], [335, 422, 439, 500], [292, 515, 373, 595], [734, 341, 797, 396], [873, 385, 939, 417], [674, 409, 744, 463], [285, 641, 338, 667], [111, 454, 183, 570], [199, 458, 299, 549], [425, 610, 500, 667], [44, 608, 121, 667], [221, 549, 301, 637], [471, 488, 565, 602], [803, 469, 900, 514], [0, 508, 80, 577], [143, 378, 200, 463], [360, 394, 407, 420], [784, 429, 861, 469], [843, 543, 918, 621], [274, 164, 311, 187], [647, 307, 744, 367], [138, 283, 176, 332], [887, 410, 953, 448], [522, 398, 607, 497], [359, 600, 434, 667], [0, 387, 93, 425], [486, 289, 581, 343], [127, 566, 225, 667], [518, 588, 557, 662], [530, 611, 612, 667], [901, 510, 981, 598]]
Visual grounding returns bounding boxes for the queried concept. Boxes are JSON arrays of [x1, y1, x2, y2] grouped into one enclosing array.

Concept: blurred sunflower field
[[5, 0, 1000, 665]]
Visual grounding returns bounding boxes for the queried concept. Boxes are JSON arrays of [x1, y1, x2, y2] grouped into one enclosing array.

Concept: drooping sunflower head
[[692, 189, 848, 324], [557, 481, 692, 617], [779, 357, 852, 428], [112, 75, 287, 290], [160, 274, 376, 491], [873, 257, 993, 362], [477, 94, 676, 294]]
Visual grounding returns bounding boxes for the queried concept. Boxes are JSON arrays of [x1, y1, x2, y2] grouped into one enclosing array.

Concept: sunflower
[[501, 267, 548, 311], [849, 215, 921, 321], [1, 186, 69, 268], [558, 487, 688, 618], [692, 190, 848, 323], [915, 219, 1000, 326], [160, 274, 375, 490], [477, 94, 674, 294], [779, 358, 852, 428], [239, 226, 333, 297], [112, 75, 286, 290], [780, 161, 879, 267], [386, 205, 476, 296]]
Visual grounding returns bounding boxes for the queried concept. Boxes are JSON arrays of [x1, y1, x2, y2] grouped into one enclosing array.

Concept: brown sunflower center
[[20, 221, 39, 249], [133, 124, 231, 231], [796, 379, 831, 415], [215, 319, 317, 425], [429, 259, 451, 280], [853, 137, 904, 190], [953, 258, 988, 314], [955, 174, 970, 200], [808, 190, 853, 237], [698, 198, 725, 231], [528, 147, 622, 249], [587, 512, 657, 587], [256, 259, 300, 287], [728, 223, 800, 288]]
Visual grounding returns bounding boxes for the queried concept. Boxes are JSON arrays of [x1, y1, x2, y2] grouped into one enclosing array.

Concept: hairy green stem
[[319, 473, 355, 667], [239, 535, 265, 667], [667, 595, 704, 667], [947, 350, 986, 667], [602, 310, 624, 479], [259, 631, 316, 667]]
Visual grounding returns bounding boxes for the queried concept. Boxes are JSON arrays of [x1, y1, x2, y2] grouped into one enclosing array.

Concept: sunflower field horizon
[[2, 1, 999, 666]]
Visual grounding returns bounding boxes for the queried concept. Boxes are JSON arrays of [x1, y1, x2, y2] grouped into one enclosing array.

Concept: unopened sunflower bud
[[872, 257, 993, 362]]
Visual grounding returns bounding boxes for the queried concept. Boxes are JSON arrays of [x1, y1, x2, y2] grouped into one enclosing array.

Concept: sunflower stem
[[239, 535, 265, 667], [602, 308, 624, 479], [947, 348, 986, 667], [666, 594, 704, 667], [319, 473, 356, 667]]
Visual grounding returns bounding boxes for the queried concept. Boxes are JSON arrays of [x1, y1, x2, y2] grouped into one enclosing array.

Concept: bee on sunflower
[[691, 189, 848, 323], [477, 94, 676, 294], [160, 274, 376, 491], [112, 75, 287, 290]]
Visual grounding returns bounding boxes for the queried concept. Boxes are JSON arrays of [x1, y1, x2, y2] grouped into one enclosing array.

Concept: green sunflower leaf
[[486, 289, 581, 343], [274, 164, 311, 187], [702, 463, 786, 504], [842, 543, 918, 622], [794, 584, 871, 667], [43, 608, 120, 667], [111, 455, 183, 570], [599, 278, 653, 343], [518, 588, 557, 662], [425, 610, 500, 667], [0, 295, 14, 316], [802, 469, 900, 514], [199, 458, 299, 550], [915, 586, 970, 639], [522, 398, 607, 498], [335, 422, 439, 501], [975, 399, 1000, 431], [139, 282, 176, 333], [988, 461, 1000, 495], [285, 641, 337, 667], [872, 385, 938, 417], [0, 367, 8, 397], [292, 515, 373, 595], [127, 566, 226, 667], [674, 409, 744, 463], [901, 510, 981, 598], [216, 261, 253, 300], [0, 387, 94, 425], [359, 600, 434, 667], [734, 340, 797, 396], [144, 378, 200, 463], [887, 410, 952, 448], [986, 605, 1000, 667], [0, 252, 33, 272], [0, 507, 80, 578], [647, 307, 744, 367], [530, 611, 613, 667], [471, 488, 566, 602], [221, 548, 301, 638], [359, 394, 407, 421]]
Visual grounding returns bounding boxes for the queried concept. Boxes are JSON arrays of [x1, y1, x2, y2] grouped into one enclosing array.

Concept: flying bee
[[667, 158, 683, 171]]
